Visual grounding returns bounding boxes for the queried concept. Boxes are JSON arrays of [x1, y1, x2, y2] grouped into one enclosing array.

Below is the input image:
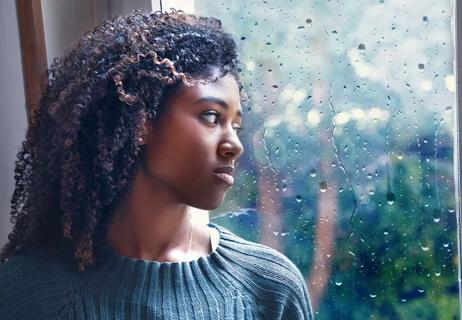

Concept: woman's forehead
[[175, 74, 242, 112]]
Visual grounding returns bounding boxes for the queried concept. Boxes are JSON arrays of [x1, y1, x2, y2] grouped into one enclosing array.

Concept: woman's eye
[[202, 111, 220, 124], [233, 126, 245, 135]]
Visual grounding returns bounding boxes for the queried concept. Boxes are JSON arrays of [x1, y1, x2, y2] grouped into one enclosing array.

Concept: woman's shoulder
[[215, 223, 305, 281], [0, 246, 77, 319], [213, 223, 314, 319], [0, 245, 75, 278]]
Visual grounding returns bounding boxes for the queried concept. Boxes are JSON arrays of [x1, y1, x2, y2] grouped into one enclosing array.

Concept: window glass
[[196, 1, 459, 318]]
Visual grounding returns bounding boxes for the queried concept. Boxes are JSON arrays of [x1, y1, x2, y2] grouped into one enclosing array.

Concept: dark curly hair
[[0, 9, 241, 271]]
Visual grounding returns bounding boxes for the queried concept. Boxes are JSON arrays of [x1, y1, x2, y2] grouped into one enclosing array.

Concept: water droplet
[[305, 18, 312, 27], [383, 229, 389, 235], [358, 43, 366, 54], [335, 281, 343, 286], [310, 168, 317, 177], [275, 147, 280, 155], [282, 184, 287, 192], [368, 189, 375, 195], [445, 106, 453, 111], [367, 173, 373, 179], [448, 208, 455, 213], [396, 151, 404, 160], [443, 243, 450, 248], [295, 195, 303, 203], [386, 192, 395, 205], [369, 293, 377, 298], [420, 243, 430, 251], [434, 271, 441, 277], [417, 288, 425, 293], [319, 181, 327, 193], [418, 63, 425, 72], [422, 16, 429, 26], [432, 209, 441, 223]]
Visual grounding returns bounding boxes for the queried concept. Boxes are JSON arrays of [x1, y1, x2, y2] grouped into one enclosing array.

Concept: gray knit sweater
[[0, 223, 314, 319]]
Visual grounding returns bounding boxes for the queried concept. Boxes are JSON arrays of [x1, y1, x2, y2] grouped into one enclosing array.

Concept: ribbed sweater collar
[[80, 222, 231, 297], [98, 222, 224, 267]]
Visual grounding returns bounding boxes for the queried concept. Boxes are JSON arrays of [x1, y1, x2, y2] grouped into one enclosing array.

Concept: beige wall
[[0, 1, 27, 246], [41, 0, 152, 66]]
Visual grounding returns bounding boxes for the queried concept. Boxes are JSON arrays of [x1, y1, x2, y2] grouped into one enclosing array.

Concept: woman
[[0, 10, 314, 319]]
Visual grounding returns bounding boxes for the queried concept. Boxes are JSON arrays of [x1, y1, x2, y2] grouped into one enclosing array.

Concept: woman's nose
[[218, 128, 244, 160]]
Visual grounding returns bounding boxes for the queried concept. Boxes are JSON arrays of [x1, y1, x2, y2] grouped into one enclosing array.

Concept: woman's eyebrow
[[194, 96, 242, 118]]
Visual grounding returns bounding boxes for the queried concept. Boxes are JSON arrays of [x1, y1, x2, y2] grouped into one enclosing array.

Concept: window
[[196, 1, 460, 318]]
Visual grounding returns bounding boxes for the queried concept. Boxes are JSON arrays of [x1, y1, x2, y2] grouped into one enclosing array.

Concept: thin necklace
[[186, 208, 193, 254]]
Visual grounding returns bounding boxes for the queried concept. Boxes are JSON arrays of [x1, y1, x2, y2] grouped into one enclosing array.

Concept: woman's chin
[[192, 193, 227, 211]]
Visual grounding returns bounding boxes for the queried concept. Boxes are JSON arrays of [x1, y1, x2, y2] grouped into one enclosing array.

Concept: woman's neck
[[106, 168, 197, 262]]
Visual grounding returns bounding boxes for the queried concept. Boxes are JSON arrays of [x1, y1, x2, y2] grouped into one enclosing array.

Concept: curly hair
[[0, 9, 241, 271]]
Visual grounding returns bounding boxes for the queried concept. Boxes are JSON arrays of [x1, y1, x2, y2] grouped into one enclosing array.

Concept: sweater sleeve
[[279, 264, 314, 320]]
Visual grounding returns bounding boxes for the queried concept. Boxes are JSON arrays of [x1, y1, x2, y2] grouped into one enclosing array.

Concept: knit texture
[[0, 223, 314, 319]]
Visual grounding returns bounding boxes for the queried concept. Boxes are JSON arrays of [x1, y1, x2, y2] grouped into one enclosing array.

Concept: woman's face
[[142, 72, 244, 210]]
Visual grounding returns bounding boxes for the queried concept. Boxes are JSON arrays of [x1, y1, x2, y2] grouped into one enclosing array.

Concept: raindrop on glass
[[369, 293, 377, 298], [420, 243, 430, 251], [422, 16, 429, 26], [358, 43, 366, 54], [368, 189, 375, 195], [432, 209, 441, 223], [310, 168, 317, 177], [396, 151, 404, 160], [295, 195, 303, 203], [418, 63, 425, 72], [319, 181, 327, 193], [305, 18, 312, 27], [386, 192, 395, 205], [335, 281, 343, 286]]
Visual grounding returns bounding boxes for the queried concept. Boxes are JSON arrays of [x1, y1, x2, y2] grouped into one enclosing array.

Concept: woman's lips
[[213, 172, 234, 185]]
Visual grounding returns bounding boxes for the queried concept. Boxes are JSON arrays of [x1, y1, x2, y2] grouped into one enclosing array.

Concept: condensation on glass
[[196, 1, 458, 319]]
